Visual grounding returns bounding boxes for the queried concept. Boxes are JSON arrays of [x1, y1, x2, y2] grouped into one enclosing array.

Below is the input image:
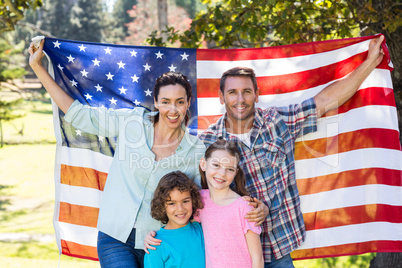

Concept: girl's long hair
[[199, 139, 249, 196]]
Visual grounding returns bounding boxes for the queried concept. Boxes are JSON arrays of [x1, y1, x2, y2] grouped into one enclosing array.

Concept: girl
[[145, 171, 205, 267], [28, 39, 205, 267], [146, 139, 264, 268]]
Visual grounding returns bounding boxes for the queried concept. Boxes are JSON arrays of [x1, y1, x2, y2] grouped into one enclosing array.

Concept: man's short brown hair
[[220, 67, 258, 93]]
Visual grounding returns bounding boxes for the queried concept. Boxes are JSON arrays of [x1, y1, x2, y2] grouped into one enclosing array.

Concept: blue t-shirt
[[144, 221, 205, 268]]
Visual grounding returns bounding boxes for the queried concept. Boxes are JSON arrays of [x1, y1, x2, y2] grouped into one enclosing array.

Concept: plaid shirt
[[199, 98, 317, 262]]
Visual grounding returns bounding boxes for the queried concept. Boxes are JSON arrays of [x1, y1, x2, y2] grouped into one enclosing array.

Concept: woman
[[28, 39, 205, 268]]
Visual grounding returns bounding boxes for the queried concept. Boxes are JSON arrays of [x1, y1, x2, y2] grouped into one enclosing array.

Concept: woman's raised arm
[[29, 39, 74, 114]]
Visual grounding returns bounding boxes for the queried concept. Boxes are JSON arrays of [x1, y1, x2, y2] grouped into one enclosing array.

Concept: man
[[199, 35, 385, 267]]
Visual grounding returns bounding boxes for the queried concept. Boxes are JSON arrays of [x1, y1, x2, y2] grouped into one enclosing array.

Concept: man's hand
[[243, 196, 269, 226], [143, 230, 162, 254], [367, 35, 385, 68]]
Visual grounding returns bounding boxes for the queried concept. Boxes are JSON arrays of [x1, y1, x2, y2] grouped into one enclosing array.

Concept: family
[[28, 35, 384, 268]]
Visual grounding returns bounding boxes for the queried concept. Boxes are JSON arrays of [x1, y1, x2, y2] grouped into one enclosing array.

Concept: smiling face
[[219, 76, 259, 124], [154, 84, 190, 130], [164, 188, 193, 229], [200, 149, 238, 192]]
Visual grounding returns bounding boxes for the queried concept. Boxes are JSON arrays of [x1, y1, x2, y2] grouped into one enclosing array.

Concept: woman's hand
[[243, 196, 269, 226], [28, 39, 45, 69], [143, 230, 162, 254]]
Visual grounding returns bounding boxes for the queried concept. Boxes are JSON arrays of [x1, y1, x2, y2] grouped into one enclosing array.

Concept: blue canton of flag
[[43, 38, 198, 129]]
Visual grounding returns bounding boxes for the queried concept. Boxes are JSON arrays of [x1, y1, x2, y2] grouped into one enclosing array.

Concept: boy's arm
[[245, 230, 264, 268]]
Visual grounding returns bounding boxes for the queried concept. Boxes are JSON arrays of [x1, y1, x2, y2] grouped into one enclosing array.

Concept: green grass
[[1, 99, 56, 145]]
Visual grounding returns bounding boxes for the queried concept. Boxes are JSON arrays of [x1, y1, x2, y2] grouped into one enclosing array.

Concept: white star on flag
[[75, 129, 82, 136], [119, 86, 127, 94], [144, 88, 152, 96], [95, 84, 103, 92], [78, 44, 86, 52], [104, 47, 112, 54], [80, 69, 89, 77], [57, 64, 64, 71], [70, 79, 78, 87], [131, 74, 139, 83], [180, 52, 189, 60], [106, 72, 114, 80], [53, 40, 61, 48], [109, 97, 117, 105], [130, 50, 137, 57], [67, 55, 75, 63], [133, 99, 140, 106], [84, 93, 93, 100], [117, 61, 126, 69], [143, 63, 151, 71], [155, 51, 163, 59], [92, 58, 100, 66], [168, 64, 177, 72]]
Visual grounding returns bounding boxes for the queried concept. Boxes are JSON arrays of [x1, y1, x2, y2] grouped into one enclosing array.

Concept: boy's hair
[[150, 72, 192, 126], [199, 139, 249, 196], [151, 171, 203, 224], [220, 67, 258, 94]]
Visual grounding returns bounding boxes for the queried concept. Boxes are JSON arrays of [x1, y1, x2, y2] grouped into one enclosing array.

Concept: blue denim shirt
[[65, 100, 206, 248]]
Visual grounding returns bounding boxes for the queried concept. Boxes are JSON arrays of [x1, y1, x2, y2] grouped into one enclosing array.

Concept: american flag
[[40, 35, 401, 261]]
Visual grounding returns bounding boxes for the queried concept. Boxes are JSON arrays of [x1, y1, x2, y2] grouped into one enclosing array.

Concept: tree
[[38, 0, 75, 39], [105, 0, 137, 43], [174, 0, 203, 19], [124, 0, 191, 46], [0, 38, 26, 147], [157, 0, 168, 42], [0, 0, 42, 34], [67, 0, 104, 42]]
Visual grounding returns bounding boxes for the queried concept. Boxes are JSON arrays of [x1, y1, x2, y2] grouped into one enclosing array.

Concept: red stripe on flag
[[303, 204, 402, 231], [196, 53, 367, 98], [59, 202, 99, 227], [61, 164, 107, 190], [61, 239, 98, 261], [323, 87, 396, 117], [197, 87, 396, 131], [291, 240, 402, 260], [297, 168, 402, 195], [196, 36, 375, 61], [295, 128, 401, 160], [198, 114, 226, 130]]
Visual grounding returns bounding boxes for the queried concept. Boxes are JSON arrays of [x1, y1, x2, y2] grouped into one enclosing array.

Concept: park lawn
[[1, 99, 56, 145]]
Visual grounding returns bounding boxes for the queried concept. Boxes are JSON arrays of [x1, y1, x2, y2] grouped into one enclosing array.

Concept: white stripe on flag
[[300, 185, 402, 213], [197, 40, 371, 78], [59, 222, 98, 247], [299, 222, 402, 249], [197, 69, 393, 116], [295, 148, 402, 179], [59, 184, 102, 208], [300, 105, 399, 141], [59, 146, 113, 173]]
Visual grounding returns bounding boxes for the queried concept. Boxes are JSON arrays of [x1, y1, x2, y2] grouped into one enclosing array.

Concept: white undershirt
[[229, 129, 252, 148]]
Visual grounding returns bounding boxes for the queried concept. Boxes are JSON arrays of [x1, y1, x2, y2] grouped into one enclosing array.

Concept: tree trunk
[[360, 1, 402, 144], [370, 252, 402, 268], [157, 0, 168, 42]]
